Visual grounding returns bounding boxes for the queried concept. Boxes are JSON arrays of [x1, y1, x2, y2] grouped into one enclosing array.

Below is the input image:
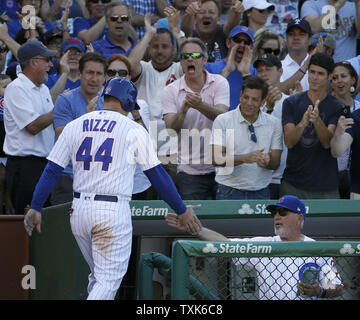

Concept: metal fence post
[[171, 241, 190, 299]]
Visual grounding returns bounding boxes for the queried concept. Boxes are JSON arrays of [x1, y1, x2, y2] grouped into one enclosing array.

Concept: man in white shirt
[[211, 75, 282, 200], [128, 14, 184, 191], [128, 14, 184, 152], [280, 18, 312, 92], [166, 195, 345, 300], [3, 39, 56, 214], [255, 54, 289, 199]]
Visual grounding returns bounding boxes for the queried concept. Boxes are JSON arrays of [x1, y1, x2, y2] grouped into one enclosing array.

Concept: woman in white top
[[331, 61, 360, 199]]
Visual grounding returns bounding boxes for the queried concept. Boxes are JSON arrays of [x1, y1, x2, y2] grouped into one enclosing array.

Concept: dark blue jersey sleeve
[[30, 161, 64, 212], [144, 164, 187, 215]]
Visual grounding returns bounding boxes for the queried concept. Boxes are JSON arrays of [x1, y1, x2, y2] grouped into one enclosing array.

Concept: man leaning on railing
[[166, 195, 345, 300]]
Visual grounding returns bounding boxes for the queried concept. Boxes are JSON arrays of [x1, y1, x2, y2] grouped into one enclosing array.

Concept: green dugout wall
[[23, 200, 360, 299]]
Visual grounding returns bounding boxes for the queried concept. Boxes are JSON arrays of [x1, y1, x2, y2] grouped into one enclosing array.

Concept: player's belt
[[73, 192, 118, 202]]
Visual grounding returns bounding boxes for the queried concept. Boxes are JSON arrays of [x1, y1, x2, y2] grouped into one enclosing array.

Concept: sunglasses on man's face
[[262, 47, 280, 56], [232, 37, 251, 46], [180, 52, 204, 60], [88, 0, 111, 4], [0, 46, 8, 53], [255, 8, 271, 14], [106, 69, 129, 77], [271, 207, 290, 217], [110, 15, 129, 22]]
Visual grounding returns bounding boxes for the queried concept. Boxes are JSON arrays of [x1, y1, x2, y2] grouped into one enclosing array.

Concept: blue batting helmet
[[102, 77, 138, 112]]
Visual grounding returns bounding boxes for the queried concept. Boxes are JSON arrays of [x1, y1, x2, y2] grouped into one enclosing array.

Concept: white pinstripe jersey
[[47, 109, 160, 198]]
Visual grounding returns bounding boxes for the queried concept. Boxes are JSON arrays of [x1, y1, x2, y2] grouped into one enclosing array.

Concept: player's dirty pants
[[70, 195, 132, 300]]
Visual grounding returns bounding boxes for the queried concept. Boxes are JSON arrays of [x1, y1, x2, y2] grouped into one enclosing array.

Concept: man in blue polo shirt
[[92, 2, 136, 59], [51, 52, 106, 205], [205, 26, 256, 111]]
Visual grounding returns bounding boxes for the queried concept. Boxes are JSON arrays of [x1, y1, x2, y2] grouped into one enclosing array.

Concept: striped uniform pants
[[70, 194, 132, 300]]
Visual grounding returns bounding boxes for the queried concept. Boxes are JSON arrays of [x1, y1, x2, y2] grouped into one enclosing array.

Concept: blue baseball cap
[[18, 39, 57, 63], [228, 26, 254, 44], [266, 195, 306, 218], [61, 37, 86, 54], [102, 77, 140, 112]]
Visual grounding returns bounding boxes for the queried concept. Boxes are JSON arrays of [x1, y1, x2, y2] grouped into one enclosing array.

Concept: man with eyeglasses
[[91, 1, 136, 59], [205, 25, 257, 111], [211, 75, 282, 200], [46, 37, 86, 103], [50, 52, 106, 205], [162, 37, 229, 200], [165, 195, 344, 300], [3, 39, 56, 214]]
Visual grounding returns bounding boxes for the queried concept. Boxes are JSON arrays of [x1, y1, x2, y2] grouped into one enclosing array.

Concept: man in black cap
[[281, 52, 343, 199], [280, 18, 313, 92], [3, 39, 56, 214]]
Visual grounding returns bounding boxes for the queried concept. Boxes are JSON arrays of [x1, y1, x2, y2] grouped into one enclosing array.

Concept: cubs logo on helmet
[[102, 77, 138, 112]]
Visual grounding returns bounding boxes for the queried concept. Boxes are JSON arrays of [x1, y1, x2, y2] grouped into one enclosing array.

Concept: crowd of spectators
[[1, 0, 360, 214]]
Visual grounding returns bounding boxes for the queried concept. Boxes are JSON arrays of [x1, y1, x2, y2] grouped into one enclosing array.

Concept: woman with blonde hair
[[251, 28, 281, 64]]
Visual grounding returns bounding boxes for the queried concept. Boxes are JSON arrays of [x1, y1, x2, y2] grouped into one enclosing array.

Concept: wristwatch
[[175, 30, 185, 40]]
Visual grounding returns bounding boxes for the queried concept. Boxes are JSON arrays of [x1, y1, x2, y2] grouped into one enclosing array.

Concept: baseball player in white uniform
[[24, 77, 202, 300]]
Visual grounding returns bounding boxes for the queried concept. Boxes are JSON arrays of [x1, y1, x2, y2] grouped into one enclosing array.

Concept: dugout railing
[[166, 240, 360, 300], [23, 200, 360, 299]]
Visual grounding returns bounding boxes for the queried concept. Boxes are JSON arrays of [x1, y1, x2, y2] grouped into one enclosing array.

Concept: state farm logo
[[238, 204, 254, 215]]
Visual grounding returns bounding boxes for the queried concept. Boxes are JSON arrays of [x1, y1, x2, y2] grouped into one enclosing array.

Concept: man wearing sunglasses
[[211, 75, 282, 200], [165, 195, 344, 300], [92, 1, 137, 60], [162, 37, 229, 200], [205, 25, 257, 111]]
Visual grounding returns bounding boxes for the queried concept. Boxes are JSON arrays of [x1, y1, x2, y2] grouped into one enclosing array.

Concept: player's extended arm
[[24, 161, 64, 236], [165, 213, 228, 241], [144, 164, 202, 235]]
